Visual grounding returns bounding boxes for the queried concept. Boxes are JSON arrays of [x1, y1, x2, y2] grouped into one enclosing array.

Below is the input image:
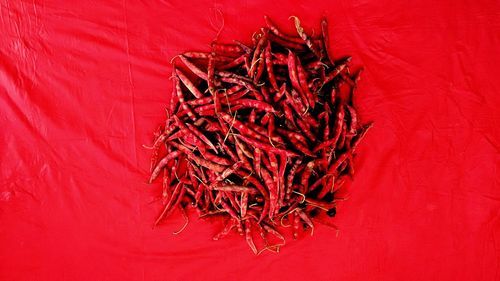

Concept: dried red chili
[[147, 16, 371, 254]]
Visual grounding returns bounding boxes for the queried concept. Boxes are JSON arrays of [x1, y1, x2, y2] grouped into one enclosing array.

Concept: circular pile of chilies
[[148, 16, 372, 254]]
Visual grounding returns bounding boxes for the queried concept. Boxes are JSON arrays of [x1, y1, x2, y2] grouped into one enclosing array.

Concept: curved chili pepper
[[178, 55, 208, 80]]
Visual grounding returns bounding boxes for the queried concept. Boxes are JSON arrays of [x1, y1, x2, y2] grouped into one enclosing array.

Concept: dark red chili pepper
[[268, 32, 307, 50], [172, 73, 197, 121], [264, 16, 304, 45], [211, 42, 245, 55], [323, 57, 351, 85], [149, 150, 183, 183], [264, 42, 279, 91], [320, 17, 333, 65], [237, 134, 299, 157], [178, 55, 208, 80]]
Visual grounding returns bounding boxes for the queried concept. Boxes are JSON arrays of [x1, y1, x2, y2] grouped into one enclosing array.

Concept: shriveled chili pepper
[[177, 56, 208, 81], [264, 16, 304, 45], [211, 185, 259, 194], [149, 150, 183, 183], [264, 42, 279, 91], [211, 42, 245, 55], [290, 16, 323, 59], [268, 32, 307, 50], [173, 74, 197, 121], [237, 134, 299, 157]]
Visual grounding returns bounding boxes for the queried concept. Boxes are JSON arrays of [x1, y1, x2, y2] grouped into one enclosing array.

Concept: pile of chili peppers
[[147, 16, 371, 254]]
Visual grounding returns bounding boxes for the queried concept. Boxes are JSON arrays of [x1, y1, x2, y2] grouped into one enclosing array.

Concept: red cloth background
[[1, 1, 499, 280]]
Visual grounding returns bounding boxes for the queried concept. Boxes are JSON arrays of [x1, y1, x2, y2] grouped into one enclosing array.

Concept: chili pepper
[[264, 42, 279, 91], [286, 159, 302, 200], [253, 148, 262, 177], [323, 103, 330, 141], [253, 48, 266, 83], [300, 161, 315, 194], [214, 134, 238, 162], [277, 155, 287, 206], [287, 51, 309, 109], [219, 112, 268, 142], [220, 198, 240, 220], [261, 167, 278, 218], [296, 209, 315, 235], [260, 86, 271, 103], [220, 76, 260, 95], [186, 123, 217, 152], [292, 210, 300, 239], [260, 113, 270, 125], [305, 197, 340, 210], [243, 55, 251, 74], [320, 17, 333, 65], [316, 175, 335, 200], [149, 133, 167, 172], [281, 102, 297, 128], [273, 83, 287, 103], [323, 57, 351, 85], [234, 135, 254, 159], [268, 152, 279, 181], [211, 185, 259, 194], [250, 33, 268, 79], [213, 218, 237, 240], [173, 115, 209, 149], [183, 51, 234, 62], [154, 181, 184, 226], [240, 193, 249, 218], [233, 40, 253, 54], [286, 88, 307, 116], [211, 161, 243, 185], [149, 150, 183, 183], [289, 136, 314, 157], [351, 122, 373, 152], [211, 42, 244, 54], [170, 142, 227, 173], [247, 123, 285, 145], [229, 99, 276, 113], [328, 152, 350, 176], [308, 175, 324, 192], [249, 109, 257, 123], [276, 128, 308, 145], [264, 16, 304, 44], [224, 191, 242, 214], [218, 54, 247, 71], [178, 55, 208, 80], [261, 153, 272, 171], [244, 220, 258, 254], [313, 105, 345, 152], [296, 57, 316, 108], [200, 150, 232, 166], [237, 134, 299, 157], [337, 122, 347, 150], [209, 58, 220, 111], [346, 104, 359, 134], [235, 170, 270, 223], [290, 16, 323, 59], [169, 78, 179, 113], [296, 118, 315, 141], [268, 32, 307, 50], [173, 73, 197, 121]]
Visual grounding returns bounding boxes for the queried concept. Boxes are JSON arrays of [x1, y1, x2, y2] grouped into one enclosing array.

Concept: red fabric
[[1, 1, 499, 280]]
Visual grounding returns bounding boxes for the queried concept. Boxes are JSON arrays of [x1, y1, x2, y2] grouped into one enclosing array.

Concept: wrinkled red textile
[[1, 1, 499, 280]]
